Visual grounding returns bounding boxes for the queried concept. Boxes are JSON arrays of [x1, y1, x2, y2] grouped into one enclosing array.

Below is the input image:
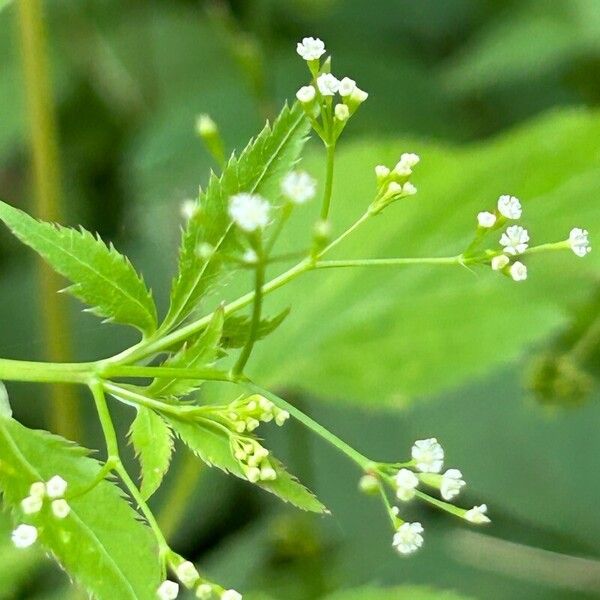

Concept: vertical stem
[[16, 0, 79, 440], [320, 142, 336, 220], [233, 236, 265, 375]]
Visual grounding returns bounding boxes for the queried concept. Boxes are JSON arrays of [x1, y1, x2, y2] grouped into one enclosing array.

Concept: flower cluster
[[281, 171, 317, 205], [470, 194, 591, 282], [231, 437, 277, 483], [227, 394, 290, 433], [369, 153, 419, 214], [295, 37, 367, 144], [360, 438, 489, 557], [12, 475, 71, 549], [228, 193, 271, 233]]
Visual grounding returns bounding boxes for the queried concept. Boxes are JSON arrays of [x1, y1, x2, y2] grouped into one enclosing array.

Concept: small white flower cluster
[[231, 437, 277, 483], [295, 37, 367, 140], [227, 394, 290, 433], [370, 153, 419, 213], [228, 193, 271, 233], [475, 195, 591, 282], [158, 562, 243, 600], [281, 171, 316, 205], [12, 476, 71, 549], [384, 438, 488, 556]]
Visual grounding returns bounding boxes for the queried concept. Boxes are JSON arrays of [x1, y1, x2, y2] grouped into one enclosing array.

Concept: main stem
[[320, 142, 336, 220]]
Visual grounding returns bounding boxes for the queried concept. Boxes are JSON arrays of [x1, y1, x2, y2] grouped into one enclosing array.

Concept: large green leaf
[[167, 417, 326, 514], [165, 102, 309, 329], [128, 407, 174, 500], [248, 108, 600, 407], [0, 201, 157, 336], [324, 587, 472, 600], [0, 417, 160, 599]]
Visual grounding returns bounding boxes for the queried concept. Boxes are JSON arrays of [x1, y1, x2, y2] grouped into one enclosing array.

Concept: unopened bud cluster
[[295, 37, 367, 143], [369, 153, 419, 214], [226, 394, 290, 433], [230, 436, 277, 483], [12, 475, 71, 550]]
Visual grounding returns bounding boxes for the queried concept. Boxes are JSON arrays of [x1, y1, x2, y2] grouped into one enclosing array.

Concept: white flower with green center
[[395, 468, 419, 502], [29, 481, 46, 498], [11, 524, 38, 549], [392, 522, 424, 555], [509, 261, 527, 282], [316, 73, 340, 96], [157, 580, 179, 600], [440, 468, 465, 500], [402, 182, 417, 196], [281, 171, 317, 204], [569, 228, 591, 257], [176, 561, 199, 587], [51, 499, 71, 519], [46, 475, 67, 499], [500, 225, 529, 255], [228, 194, 270, 232], [411, 438, 444, 473], [464, 504, 491, 524], [497, 194, 522, 219], [491, 255, 509, 271], [338, 77, 356, 97], [296, 37, 326, 61], [296, 85, 316, 104], [477, 211, 496, 228], [196, 584, 213, 599], [21, 495, 43, 515], [334, 103, 350, 121]]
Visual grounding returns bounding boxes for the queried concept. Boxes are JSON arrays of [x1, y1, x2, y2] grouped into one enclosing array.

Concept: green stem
[[16, 0, 79, 440], [244, 382, 371, 470], [90, 381, 170, 573], [0, 359, 92, 384], [266, 203, 293, 255], [315, 256, 462, 269], [100, 364, 233, 382], [319, 212, 370, 256], [414, 489, 466, 519], [233, 237, 266, 375], [102, 382, 194, 417], [320, 142, 336, 220]]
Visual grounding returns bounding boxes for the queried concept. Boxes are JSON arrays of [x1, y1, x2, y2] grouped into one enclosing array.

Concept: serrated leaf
[[147, 307, 224, 398], [166, 416, 326, 513], [128, 407, 174, 500], [0, 201, 157, 336], [165, 102, 309, 329], [0, 417, 160, 599], [221, 307, 290, 348]]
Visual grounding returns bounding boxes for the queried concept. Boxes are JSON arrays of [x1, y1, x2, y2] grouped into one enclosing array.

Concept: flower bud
[[334, 103, 350, 122]]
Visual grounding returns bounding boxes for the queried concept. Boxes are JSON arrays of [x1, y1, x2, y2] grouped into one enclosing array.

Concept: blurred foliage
[[1, 0, 600, 598]]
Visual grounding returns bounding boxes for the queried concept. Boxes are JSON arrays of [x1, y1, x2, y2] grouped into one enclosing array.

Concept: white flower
[[196, 584, 213, 600], [491, 255, 509, 271], [316, 73, 340, 96], [29, 482, 46, 498], [21, 495, 43, 515], [196, 114, 217, 137], [350, 87, 368, 104], [375, 165, 390, 179], [176, 561, 199, 587], [221, 590, 243, 600], [334, 103, 349, 121], [400, 153, 420, 168], [500, 225, 529, 255], [180, 199, 198, 220], [477, 211, 496, 228], [412, 438, 444, 473], [464, 504, 491, 524], [395, 469, 419, 502], [385, 181, 403, 197], [569, 228, 591, 257], [11, 524, 38, 549], [281, 171, 316, 204], [260, 466, 277, 481], [440, 469, 465, 501], [509, 261, 528, 282], [275, 410, 289, 426], [296, 85, 316, 104], [338, 77, 356, 97], [228, 194, 270, 232], [51, 499, 71, 519], [296, 37, 326, 61], [46, 475, 67, 499], [402, 182, 417, 196], [157, 580, 179, 600], [497, 195, 522, 220], [242, 249, 258, 264], [392, 522, 424, 555]]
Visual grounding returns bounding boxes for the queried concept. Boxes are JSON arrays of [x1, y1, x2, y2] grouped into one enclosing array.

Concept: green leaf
[[324, 587, 472, 600], [0, 201, 157, 336], [165, 102, 309, 329], [0, 417, 160, 600], [128, 407, 174, 500], [222, 307, 290, 348], [166, 417, 326, 513], [148, 307, 224, 399], [250, 108, 600, 407]]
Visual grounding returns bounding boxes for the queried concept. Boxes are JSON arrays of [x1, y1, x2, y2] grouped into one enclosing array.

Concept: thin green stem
[[320, 142, 336, 220], [102, 382, 194, 417], [266, 203, 293, 255], [233, 237, 266, 375], [315, 256, 462, 269], [243, 382, 371, 470], [319, 212, 370, 256], [414, 489, 466, 519], [0, 358, 93, 384], [100, 364, 233, 382]]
